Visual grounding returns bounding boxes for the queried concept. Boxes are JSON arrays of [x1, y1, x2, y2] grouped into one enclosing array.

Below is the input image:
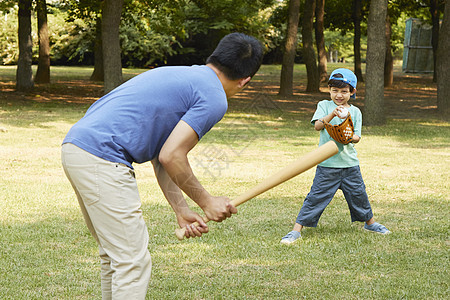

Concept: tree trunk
[[430, 0, 440, 83], [91, 17, 104, 82], [315, 0, 327, 83], [35, 0, 50, 84], [279, 0, 300, 96], [364, 0, 387, 125], [437, 0, 449, 116], [302, 0, 319, 92], [384, 13, 393, 87], [352, 0, 363, 82], [102, 0, 124, 94], [16, 0, 34, 91]]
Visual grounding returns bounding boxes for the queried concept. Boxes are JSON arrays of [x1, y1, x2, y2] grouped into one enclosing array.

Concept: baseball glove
[[324, 115, 354, 144]]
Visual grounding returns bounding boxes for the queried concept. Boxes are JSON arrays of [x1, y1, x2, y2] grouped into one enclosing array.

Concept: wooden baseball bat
[[175, 140, 339, 240]]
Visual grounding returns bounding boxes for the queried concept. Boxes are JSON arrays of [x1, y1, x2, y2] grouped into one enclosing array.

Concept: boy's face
[[329, 86, 355, 107]]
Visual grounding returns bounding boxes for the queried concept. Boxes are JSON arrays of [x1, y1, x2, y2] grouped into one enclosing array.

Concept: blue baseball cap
[[329, 68, 357, 98]]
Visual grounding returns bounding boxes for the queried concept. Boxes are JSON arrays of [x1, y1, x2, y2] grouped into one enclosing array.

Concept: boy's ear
[[351, 88, 357, 96]]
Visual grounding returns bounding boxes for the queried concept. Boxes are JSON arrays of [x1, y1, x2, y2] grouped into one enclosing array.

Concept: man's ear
[[238, 76, 251, 88]]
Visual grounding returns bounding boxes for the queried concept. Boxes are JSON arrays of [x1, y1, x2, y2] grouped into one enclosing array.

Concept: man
[[61, 32, 263, 299]]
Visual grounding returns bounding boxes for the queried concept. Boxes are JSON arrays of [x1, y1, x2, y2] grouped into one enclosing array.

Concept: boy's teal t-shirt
[[311, 100, 362, 168]]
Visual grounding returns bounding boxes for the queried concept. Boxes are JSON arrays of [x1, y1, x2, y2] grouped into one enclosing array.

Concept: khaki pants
[[62, 143, 151, 300]]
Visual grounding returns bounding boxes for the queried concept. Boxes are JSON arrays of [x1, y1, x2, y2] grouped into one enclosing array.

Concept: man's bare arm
[[158, 120, 236, 222]]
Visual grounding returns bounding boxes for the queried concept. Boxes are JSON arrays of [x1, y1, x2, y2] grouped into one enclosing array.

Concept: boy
[[62, 33, 263, 299], [280, 68, 390, 245]]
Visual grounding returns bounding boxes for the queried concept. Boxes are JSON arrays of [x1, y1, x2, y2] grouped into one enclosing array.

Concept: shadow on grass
[[0, 102, 88, 129]]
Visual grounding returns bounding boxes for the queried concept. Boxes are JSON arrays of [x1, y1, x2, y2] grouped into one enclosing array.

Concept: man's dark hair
[[328, 73, 355, 92], [206, 32, 264, 80]]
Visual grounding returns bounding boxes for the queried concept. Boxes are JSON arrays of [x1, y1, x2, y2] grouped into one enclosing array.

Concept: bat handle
[[174, 197, 253, 240], [175, 216, 210, 240]]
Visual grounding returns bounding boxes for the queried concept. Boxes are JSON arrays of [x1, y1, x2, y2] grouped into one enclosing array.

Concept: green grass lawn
[[0, 65, 449, 299]]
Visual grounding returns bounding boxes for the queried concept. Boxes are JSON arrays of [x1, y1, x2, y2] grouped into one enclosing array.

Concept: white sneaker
[[280, 230, 301, 245], [364, 222, 391, 235]]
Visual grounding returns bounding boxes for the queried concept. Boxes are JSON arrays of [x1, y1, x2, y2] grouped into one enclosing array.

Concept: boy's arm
[[351, 134, 360, 143], [314, 106, 342, 131], [352, 107, 363, 143]]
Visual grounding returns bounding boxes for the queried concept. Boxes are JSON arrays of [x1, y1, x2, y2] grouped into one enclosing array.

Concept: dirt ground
[[0, 71, 442, 121], [238, 72, 441, 120]]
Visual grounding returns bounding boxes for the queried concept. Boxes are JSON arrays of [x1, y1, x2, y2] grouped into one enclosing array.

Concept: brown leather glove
[[324, 115, 354, 144]]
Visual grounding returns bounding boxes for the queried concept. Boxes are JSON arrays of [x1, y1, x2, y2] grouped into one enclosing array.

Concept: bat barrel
[[230, 141, 338, 207]]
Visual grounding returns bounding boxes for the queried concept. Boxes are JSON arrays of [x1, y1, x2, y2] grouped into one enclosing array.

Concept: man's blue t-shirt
[[63, 65, 227, 168], [311, 100, 362, 168]]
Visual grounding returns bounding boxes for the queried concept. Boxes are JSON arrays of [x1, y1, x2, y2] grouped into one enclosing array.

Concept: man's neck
[[206, 63, 249, 98], [206, 64, 234, 98]]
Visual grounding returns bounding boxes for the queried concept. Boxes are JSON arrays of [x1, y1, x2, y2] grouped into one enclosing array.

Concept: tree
[[102, 0, 124, 93], [352, 0, 364, 82], [302, 0, 319, 92], [437, 0, 449, 116], [35, 0, 50, 84], [159, 0, 277, 65], [90, 18, 104, 82], [364, 0, 387, 125], [325, 0, 369, 80], [63, 0, 103, 79], [384, 13, 393, 87], [16, 0, 34, 91], [315, 0, 327, 83], [430, 0, 441, 83], [279, 0, 300, 96]]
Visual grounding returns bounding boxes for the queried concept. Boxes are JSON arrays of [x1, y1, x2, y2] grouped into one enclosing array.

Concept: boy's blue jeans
[[296, 165, 373, 227]]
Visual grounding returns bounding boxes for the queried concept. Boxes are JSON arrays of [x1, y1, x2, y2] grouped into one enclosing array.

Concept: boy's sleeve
[[311, 101, 327, 125], [353, 108, 363, 137]]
